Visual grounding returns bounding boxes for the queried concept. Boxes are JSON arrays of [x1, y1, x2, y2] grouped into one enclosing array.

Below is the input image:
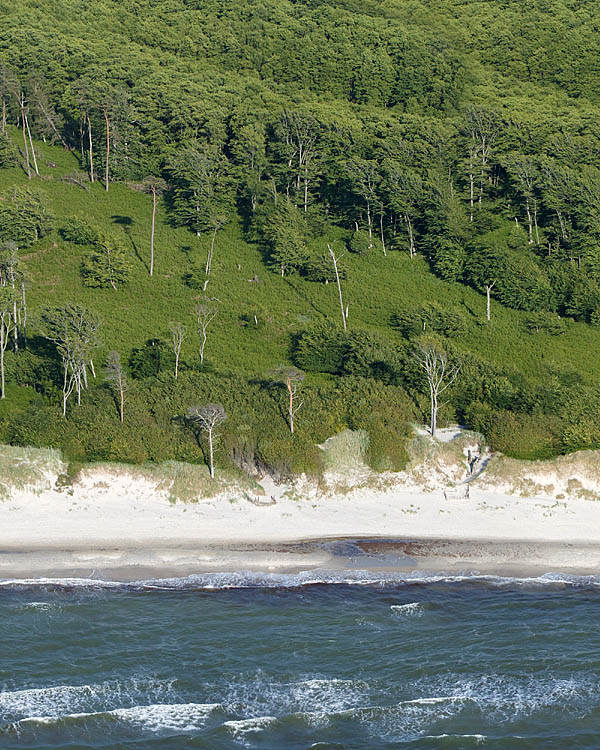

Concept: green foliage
[[391, 304, 467, 339], [467, 403, 561, 461], [129, 339, 174, 379], [349, 230, 372, 256], [2, 0, 600, 472], [524, 312, 567, 335], [81, 231, 131, 288], [60, 216, 100, 245], [293, 322, 348, 374], [0, 188, 53, 247], [0, 134, 18, 168]]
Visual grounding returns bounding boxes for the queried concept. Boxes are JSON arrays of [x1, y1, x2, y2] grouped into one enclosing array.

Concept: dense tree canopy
[[0, 0, 600, 472]]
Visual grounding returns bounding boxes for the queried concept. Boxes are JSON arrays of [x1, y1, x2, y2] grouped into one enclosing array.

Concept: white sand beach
[[2, 429, 600, 578]]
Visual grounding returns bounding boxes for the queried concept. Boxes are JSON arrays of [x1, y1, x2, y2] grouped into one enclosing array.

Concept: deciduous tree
[[187, 403, 227, 478], [413, 339, 461, 438]]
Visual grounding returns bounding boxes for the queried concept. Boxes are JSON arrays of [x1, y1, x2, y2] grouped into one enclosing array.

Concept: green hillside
[[0, 0, 599, 475]]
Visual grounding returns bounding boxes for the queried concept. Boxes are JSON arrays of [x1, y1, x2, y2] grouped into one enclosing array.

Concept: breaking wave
[[2, 569, 600, 591]]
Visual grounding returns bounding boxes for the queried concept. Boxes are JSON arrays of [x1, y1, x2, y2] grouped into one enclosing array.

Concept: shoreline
[[3, 437, 600, 580], [2, 536, 600, 581]]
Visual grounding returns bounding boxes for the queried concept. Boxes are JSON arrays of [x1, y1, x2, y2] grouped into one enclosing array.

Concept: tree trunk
[[174, 350, 179, 380], [526, 196, 533, 243], [430, 387, 437, 438], [20, 101, 30, 179], [62, 365, 69, 416], [87, 113, 94, 182], [104, 110, 110, 191], [287, 377, 294, 434], [24, 113, 39, 175], [303, 171, 308, 213], [379, 213, 386, 256], [199, 327, 207, 363], [1, 95, 5, 134], [486, 283, 495, 321], [208, 428, 214, 478], [468, 153, 474, 222], [0, 326, 5, 400], [12, 296, 18, 353], [205, 226, 218, 277], [21, 281, 27, 345], [405, 214, 416, 258], [328, 244, 346, 331], [150, 188, 156, 276], [119, 382, 124, 422]]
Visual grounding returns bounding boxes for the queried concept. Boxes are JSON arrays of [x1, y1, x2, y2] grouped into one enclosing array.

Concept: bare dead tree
[[0, 64, 17, 135], [0, 242, 26, 351], [29, 77, 66, 146], [413, 340, 461, 438], [130, 177, 167, 276], [279, 110, 320, 212], [169, 322, 186, 379], [105, 350, 127, 422], [41, 305, 101, 415], [327, 244, 347, 330], [195, 300, 218, 364], [204, 214, 227, 287], [14, 89, 32, 179], [187, 403, 227, 478], [271, 366, 305, 434], [0, 288, 15, 399]]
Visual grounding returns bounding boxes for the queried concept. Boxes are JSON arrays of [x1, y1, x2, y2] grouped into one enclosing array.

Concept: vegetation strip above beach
[[0, 0, 600, 479]]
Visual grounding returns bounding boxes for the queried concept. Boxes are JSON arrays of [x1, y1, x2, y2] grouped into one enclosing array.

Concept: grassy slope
[[1, 131, 598, 389]]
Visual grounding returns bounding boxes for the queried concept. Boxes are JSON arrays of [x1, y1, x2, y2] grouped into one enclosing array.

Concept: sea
[[1, 565, 600, 749]]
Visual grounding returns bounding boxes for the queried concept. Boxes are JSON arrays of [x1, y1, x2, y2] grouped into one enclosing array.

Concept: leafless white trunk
[[169, 322, 186, 380], [150, 187, 157, 276], [414, 342, 461, 438], [187, 404, 226, 478], [486, 282, 495, 322], [327, 244, 347, 331], [196, 302, 218, 364]]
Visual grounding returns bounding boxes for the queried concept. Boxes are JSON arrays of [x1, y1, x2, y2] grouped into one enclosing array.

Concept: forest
[[1, 0, 600, 479]]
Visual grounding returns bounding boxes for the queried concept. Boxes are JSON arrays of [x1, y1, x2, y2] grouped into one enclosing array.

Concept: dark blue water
[[1, 570, 600, 749]]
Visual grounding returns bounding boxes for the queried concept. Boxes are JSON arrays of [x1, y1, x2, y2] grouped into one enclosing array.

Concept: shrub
[[0, 133, 19, 167], [341, 331, 406, 384], [485, 409, 561, 460], [129, 339, 175, 379], [391, 303, 467, 339], [0, 188, 53, 247], [523, 312, 567, 335], [60, 216, 100, 245], [302, 254, 345, 282], [293, 322, 348, 374], [348, 229, 372, 255], [81, 231, 131, 288]]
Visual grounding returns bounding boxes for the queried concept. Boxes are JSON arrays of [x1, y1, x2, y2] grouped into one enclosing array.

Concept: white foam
[[0, 678, 175, 720], [424, 734, 486, 743], [224, 715, 277, 734], [10, 703, 222, 735], [390, 602, 423, 617], [3, 569, 600, 591], [113, 702, 221, 731], [419, 673, 598, 721], [222, 672, 369, 720], [402, 696, 467, 705]]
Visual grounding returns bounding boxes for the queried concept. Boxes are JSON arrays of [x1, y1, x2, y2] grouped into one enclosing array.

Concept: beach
[[2, 461, 600, 580]]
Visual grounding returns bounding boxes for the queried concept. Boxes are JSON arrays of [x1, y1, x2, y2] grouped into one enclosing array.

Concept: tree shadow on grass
[[111, 215, 149, 273]]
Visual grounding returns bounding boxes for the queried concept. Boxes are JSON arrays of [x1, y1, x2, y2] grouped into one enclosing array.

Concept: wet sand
[[1, 537, 599, 581]]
